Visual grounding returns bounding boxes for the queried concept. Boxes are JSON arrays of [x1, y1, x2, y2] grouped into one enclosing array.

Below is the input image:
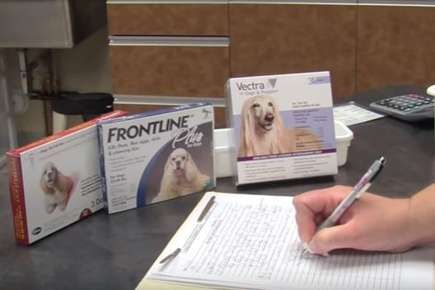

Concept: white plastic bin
[[214, 128, 235, 179], [214, 121, 354, 178], [334, 120, 354, 167]]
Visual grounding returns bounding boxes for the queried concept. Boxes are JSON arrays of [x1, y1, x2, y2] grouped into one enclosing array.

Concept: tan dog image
[[152, 148, 210, 203], [239, 95, 321, 157], [40, 162, 74, 214]]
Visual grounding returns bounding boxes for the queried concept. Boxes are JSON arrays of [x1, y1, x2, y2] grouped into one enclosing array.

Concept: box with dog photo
[[226, 71, 338, 185], [7, 111, 126, 245], [97, 103, 215, 214]]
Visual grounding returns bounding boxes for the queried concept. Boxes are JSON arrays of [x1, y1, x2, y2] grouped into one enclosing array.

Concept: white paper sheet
[[147, 192, 433, 290], [333, 103, 384, 126]]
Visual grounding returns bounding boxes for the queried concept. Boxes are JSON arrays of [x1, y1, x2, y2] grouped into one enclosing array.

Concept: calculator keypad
[[374, 94, 434, 113]]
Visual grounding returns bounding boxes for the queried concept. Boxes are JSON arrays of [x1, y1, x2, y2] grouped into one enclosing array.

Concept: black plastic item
[[52, 92, 114, 121]]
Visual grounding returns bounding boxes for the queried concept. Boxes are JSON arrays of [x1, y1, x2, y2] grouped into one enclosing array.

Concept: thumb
[[308, 223, 356, 256]]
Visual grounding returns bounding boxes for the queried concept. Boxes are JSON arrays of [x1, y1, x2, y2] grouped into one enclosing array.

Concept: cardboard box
[[98, 103, 215, 214], [226, 72, 338, 185], [7, 111, 126, 245]]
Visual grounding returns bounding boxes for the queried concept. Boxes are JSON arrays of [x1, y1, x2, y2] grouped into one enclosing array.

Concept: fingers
[[293, 199, 317, 243], [308, 222, 357, 256], [295, 185, 350, 214], [293, 186, 350, 243]]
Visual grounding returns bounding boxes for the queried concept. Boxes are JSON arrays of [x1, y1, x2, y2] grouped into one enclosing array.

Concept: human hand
[[293, 185, 415, 256]]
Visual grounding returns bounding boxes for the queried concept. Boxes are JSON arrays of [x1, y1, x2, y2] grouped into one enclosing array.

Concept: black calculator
[[369, 94, 434, 121]]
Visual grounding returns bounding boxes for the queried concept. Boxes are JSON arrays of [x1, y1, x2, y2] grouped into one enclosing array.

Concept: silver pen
[[304, 157, 385, 254]]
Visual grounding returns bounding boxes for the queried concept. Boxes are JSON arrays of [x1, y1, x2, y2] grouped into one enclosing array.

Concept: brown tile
[[230, 4, 357, 102], [357, 6, 435, 93], [107, 4, 229, 36], [110, 45, 229, 97]]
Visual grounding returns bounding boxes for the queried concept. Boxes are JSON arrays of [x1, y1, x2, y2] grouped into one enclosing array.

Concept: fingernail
[[307, 240, 316, 253], [307, 241, 329, 256]]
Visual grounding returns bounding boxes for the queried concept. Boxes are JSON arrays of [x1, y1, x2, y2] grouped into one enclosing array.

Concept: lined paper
[[147, 192, 433, 290]]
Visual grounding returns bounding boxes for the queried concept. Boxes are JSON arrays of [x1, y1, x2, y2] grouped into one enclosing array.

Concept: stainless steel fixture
[[0, 0, 106, 48]]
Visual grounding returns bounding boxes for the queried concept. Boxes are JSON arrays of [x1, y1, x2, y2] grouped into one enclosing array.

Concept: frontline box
[[98, 103, 215, 214], [226, 71, 338, 185], [7, 111, 126, 245]]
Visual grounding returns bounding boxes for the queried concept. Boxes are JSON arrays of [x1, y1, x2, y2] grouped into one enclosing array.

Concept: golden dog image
[[40, 162, 74, 214], [238, 95, 321, 157], [152, 148, 210, 203]]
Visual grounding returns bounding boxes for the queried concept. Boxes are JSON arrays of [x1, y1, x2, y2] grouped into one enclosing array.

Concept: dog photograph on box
[[39, 161, 76, 214], [98, 103, 216, 214], [150, 147, 211, 203], [238, 94, 321, 157]]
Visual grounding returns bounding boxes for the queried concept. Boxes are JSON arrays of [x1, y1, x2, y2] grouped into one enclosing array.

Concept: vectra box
[[226, 71, 338, 185], [98, 103, 215, 214], [7, 111, 126, 245]]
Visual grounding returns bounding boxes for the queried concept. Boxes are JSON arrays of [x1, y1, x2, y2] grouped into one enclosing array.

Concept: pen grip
[[317, 194, 355, 231], [317, 205, 348, 231]]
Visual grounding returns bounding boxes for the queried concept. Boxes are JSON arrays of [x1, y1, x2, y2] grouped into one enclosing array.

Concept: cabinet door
[[107, 1, 229, 36], [110, 36, 230, 98], [230, 3, 357, 102], [357, 4, 435, 92]]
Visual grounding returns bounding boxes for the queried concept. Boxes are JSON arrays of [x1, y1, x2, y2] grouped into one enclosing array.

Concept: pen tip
[[303, 243, 313, 254]]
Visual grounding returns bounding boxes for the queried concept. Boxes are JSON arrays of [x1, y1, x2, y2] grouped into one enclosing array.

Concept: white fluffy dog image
[[40, 162, 74, 214], [239, 95, 321, 157], [152, 148, 210, 203]]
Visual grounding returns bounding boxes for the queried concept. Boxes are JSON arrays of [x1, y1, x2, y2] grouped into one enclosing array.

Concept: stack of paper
[[139, 192, 433, 290], [333, 103, 384, 126]]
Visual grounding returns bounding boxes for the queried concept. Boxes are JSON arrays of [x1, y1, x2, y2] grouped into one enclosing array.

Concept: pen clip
[[197, 195, 215, 222], [159, 248, 181, 265]]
